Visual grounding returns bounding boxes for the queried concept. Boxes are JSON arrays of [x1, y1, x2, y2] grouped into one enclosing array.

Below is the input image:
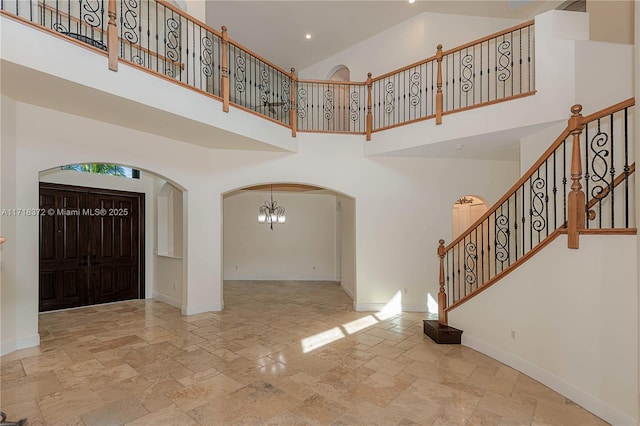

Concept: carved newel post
[[366, 72, 373, 141], [435, 44, 443, 125], [567, 104, 585, 249], [437, 239, 448, 325], [290, 68, 297, 138], [107, 0, 118, 71], [221, 26, 230, 113]]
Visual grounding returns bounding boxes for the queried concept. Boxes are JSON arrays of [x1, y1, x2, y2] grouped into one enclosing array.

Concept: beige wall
[[587, 0, 635, 44]]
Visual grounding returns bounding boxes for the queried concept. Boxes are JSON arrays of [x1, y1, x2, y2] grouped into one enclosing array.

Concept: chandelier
[[257, 185, 286, 230]]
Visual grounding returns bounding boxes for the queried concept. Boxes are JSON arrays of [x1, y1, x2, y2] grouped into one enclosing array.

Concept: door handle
[[79, 255, 89, 266]]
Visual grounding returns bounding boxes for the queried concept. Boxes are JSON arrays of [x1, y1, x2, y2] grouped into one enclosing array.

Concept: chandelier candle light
[[257, 185, 286, 230]]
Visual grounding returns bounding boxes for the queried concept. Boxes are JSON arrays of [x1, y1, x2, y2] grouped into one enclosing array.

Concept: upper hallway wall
[[299, 12, 522, 81]]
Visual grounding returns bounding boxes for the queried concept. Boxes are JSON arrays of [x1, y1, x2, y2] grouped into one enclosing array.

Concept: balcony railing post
[[438, 239, 448, 325], [567, 104, 585, 249], [435, 44, 443, 125], [366, 72, 373, 141], [107, 0, 118, 71], [290, 68, 297, 138], [221, 26, 230, 113]]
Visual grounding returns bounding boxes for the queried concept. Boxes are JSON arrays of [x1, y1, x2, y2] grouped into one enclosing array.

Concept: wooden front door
[[39, 183, 144, 312]]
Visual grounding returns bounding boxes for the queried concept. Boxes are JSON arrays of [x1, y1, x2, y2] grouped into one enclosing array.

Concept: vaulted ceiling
[[205, 1, 565, 70]]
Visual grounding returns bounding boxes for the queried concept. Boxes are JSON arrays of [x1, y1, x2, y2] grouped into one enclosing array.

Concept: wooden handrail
[[226, 38, 291, 78], [441, 20, 534, 56], [371, 55, 437, 83], [444, 229, 563, 313], [38, 1, 186, 70], [442, 97, 635, 253], [155, 0, 222, 38], [297, 78, 367, 86]]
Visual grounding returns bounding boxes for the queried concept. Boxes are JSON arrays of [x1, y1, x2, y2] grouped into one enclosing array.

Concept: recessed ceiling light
[[305, 34, 312, 39], [408, 0, 416, 3]]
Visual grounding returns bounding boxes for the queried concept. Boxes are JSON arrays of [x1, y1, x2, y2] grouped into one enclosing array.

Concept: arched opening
[[451, 194, 488, 240], [38, 163, 187, 312], [222, 182, 356, 308]]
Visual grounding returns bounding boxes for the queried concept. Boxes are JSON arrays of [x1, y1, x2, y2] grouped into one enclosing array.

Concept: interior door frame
[[39, 182, 146, 305]]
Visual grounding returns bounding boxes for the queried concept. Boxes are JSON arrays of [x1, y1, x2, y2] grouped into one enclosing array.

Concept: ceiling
[[205, 1, 565, 71]]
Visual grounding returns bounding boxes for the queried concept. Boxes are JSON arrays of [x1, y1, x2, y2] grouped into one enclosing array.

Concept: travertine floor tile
[[0, 281, 609, 425]]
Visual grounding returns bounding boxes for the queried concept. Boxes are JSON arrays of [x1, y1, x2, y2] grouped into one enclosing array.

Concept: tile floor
[[1, 281, 608, 425]]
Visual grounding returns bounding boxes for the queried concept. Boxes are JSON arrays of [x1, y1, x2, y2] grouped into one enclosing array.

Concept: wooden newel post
[[567, 104, 585, 249], [290, 68, 297, 138], [366, 72, 373, 141], [435, 44, 443, 125], [221, 26, 230, 113], [107, 0, 118, 71], [437, 239, 448, 326]]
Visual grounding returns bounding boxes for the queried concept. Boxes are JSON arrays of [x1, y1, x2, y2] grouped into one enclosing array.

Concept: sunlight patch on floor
[[301, 291, 403, 353]]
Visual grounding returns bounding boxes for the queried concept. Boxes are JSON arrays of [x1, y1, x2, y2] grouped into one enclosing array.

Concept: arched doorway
[[222, 182, 356, 306], [38, 163, 187, 311], [451, 195, 488, 239]]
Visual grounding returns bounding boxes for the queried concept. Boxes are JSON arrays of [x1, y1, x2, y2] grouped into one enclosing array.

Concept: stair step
[[423, 320, 463, 344]]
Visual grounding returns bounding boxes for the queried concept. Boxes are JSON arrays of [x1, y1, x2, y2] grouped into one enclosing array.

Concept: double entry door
[[39, 183, 144, 312]]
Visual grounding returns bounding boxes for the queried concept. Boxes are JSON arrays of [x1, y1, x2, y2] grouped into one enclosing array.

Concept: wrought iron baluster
[[609, 113, 615, 228], [563, 140, 567, 227], [624, 108, 629, 227]]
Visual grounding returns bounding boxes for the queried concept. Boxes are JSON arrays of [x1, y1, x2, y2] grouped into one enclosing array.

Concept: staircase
[[426, 97, 636, 344]]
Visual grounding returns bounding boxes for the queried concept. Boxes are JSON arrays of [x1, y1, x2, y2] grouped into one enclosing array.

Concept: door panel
[[39, 185, 89, 312], [39, 183, 144, 312], [90, 192, 140, 305]]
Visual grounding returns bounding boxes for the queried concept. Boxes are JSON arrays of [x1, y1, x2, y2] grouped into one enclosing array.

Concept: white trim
[[341, 283, 354, 300], [152, 292, 182, 309], [1, 334, 40, 356], [181, 303, 223, 315], [462, 334, 636, 426], [355, 302, 427, 313], [355, 303, 386, 312]]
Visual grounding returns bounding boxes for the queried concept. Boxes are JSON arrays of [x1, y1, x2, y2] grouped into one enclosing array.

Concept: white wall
[[1, 95, 21, 355], [0, 98, 519, 355], [448, 235, 638, 425], [223, 191, 338, 281], [337, 195, 356, 301], [300, 12, 522, 81]]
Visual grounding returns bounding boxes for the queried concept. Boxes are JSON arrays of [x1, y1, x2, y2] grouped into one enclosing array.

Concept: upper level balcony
[[0, 1, 634, 160]]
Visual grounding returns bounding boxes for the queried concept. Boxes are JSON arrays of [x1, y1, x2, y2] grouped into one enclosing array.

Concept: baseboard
[[355, 302, 427, 313], [462, 334, 636, 426], [152, 292, 182, 309], [181, 303, 223, 315], [355, 302, 386, 312], [341, 283, 354, 300], [1, 333, 40, 356]]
